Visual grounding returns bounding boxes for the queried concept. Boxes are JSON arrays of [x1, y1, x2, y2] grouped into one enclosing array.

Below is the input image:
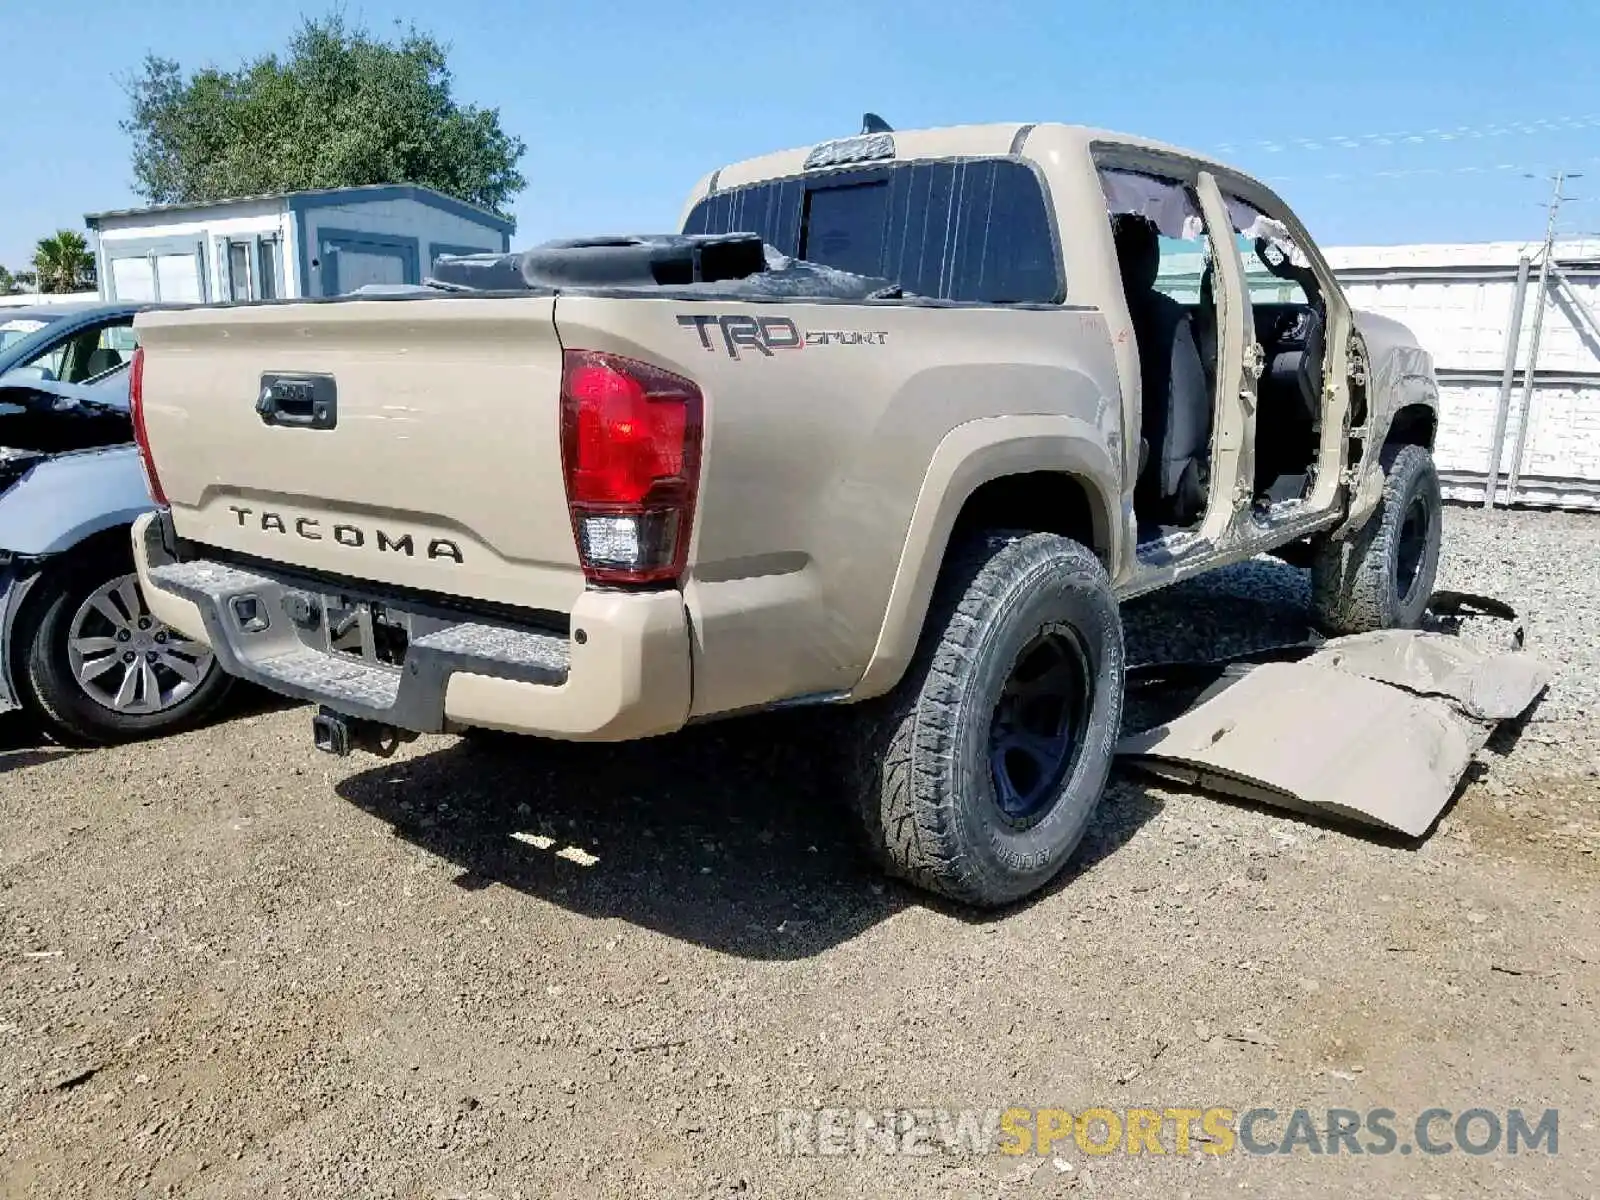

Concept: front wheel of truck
[[850, 532, 1124, 908], [1310, 443, 1443, 635]]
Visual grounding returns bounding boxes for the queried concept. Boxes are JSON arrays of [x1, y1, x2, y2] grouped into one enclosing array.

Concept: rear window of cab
[[683, 158, 1061, 305]]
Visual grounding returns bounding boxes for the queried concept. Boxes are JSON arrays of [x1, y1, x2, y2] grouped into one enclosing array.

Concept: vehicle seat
[[83, 348, 122, 379], [1113, 214, 1209, 524]]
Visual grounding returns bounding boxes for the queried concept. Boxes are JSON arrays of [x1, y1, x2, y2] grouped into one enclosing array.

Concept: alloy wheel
[[66, 573, 214, 714]]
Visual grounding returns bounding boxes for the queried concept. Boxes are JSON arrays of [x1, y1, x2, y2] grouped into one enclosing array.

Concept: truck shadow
[[1120, 556, 1315, 668], [332, 560, 1336, 957], [335, 710, 1164, 960], [0, 684, 297, 769]]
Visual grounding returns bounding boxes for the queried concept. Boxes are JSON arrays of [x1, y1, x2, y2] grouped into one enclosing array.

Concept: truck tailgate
[[135, 297, 583, 614]]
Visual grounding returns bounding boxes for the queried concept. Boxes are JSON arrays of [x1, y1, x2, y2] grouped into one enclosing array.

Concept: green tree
[[121, 16, 526, 216], [32, 231, 96, 294], [0, 266, 24, 295]]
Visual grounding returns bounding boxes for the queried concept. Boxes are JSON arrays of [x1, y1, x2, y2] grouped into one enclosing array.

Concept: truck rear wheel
[[850, 532, 1124, 907], [1310, 444, 1442, 635]]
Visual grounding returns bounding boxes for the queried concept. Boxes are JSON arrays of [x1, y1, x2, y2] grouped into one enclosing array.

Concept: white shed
[[85, 184, 514, 304]]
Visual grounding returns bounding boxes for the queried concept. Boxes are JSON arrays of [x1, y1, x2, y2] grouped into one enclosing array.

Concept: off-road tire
[[1310, 443, 1442, 635], [16, 543, 233, 746], [850, 532, 1124, 908]]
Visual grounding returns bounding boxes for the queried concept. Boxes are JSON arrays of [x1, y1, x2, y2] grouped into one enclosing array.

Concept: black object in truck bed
[[428, 234, 902, 300]]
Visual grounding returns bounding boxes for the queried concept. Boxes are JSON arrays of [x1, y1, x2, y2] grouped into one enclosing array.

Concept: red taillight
[[560, 350, 702, 586], [128, 346, 168, 506]]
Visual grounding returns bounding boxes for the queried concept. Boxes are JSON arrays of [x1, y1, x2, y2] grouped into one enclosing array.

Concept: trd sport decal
[[677, 314, 888, 359]]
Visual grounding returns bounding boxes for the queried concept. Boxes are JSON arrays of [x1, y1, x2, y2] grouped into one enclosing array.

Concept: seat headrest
[[1112, 213, 1162, 293], [83, 348, 121, 378]]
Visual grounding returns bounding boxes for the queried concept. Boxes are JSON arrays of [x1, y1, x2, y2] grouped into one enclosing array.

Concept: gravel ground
[[1, 504, 1596, 1199]]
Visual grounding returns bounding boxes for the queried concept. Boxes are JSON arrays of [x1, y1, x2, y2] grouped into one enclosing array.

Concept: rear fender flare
[[852, 414, 1120, 700]]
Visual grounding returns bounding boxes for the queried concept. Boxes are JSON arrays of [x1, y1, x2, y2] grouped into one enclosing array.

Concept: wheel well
[[950, 472, 1108, 564], [6, 526, 135, 647], [1386, 403, 1437, 451]]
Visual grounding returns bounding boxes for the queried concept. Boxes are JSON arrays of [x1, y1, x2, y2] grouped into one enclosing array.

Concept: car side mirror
[[0, 364, 55, 385]]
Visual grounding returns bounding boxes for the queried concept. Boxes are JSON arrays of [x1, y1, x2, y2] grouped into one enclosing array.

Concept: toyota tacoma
[[128, 120, 1442, 906]]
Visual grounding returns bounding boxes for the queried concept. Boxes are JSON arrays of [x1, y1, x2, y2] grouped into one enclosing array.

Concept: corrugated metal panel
[[1336, 240, 1600, 509]]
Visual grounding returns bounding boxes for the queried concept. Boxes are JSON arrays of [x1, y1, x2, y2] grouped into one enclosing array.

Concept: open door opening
[[1099, 169, 1221, 544], [1225, 196, 1328, 506]]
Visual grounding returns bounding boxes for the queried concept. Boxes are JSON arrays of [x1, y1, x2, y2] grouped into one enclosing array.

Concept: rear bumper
[[131, 512, 692, 741]]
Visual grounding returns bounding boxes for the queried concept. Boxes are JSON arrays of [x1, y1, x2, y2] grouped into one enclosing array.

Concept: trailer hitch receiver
[[311, 706, 416, 758]]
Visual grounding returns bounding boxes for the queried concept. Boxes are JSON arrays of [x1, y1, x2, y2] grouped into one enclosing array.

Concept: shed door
[[336, 250, 407, 290], [154, 253, 203, 302], [318, 231, 419, 296], [111, 257, 157, 302]]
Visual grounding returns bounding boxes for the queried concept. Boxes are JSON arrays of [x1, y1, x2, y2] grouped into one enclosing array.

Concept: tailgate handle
[[257, 373, 337, 430]]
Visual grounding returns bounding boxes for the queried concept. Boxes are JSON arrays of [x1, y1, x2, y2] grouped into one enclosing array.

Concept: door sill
[[1135, 524, 1211, 569]]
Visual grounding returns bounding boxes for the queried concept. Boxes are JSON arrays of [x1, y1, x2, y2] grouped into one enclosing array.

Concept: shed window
[[155, 254, 201, 302], [103, 238, 209, 303], [257, 240, 279, 299], [228, 242, 252, 302]]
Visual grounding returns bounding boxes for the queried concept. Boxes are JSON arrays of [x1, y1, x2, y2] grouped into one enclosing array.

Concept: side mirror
[[0, 364, 55, 386]]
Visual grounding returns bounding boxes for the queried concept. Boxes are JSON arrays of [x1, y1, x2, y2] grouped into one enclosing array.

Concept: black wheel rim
[[988, 625, 1092, 827], [1395, 494, 1431, 603]]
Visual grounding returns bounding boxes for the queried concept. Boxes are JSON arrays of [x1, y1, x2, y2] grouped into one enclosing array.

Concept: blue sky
[[3, 0, 1599, 270]]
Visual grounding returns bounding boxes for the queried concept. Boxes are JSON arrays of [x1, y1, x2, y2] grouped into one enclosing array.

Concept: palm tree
[[32, 231, 96, 294]]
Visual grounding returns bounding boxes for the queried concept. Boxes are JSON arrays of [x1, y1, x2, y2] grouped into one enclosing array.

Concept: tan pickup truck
[[129, 120, 1442, 906]]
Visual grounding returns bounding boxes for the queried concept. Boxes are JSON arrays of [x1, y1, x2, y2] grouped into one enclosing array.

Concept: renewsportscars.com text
[[776, 1105, 1560, 1158]]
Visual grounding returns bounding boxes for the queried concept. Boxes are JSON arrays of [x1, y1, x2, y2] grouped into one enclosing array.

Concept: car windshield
[[0, 315, 63, 358]]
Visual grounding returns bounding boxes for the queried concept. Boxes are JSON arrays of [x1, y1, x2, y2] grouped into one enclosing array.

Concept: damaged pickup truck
[[129, 120, 1444, 905]]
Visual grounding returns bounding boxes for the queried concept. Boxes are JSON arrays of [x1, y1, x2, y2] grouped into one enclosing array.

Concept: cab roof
[[705, 122, 1239, 193]]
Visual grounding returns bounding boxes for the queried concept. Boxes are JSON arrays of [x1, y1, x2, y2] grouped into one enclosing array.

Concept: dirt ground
[[1, 505, 1596, 1199]]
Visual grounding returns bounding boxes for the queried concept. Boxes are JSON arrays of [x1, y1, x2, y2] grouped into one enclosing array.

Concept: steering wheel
[[1272, 309, 1310, 345]]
